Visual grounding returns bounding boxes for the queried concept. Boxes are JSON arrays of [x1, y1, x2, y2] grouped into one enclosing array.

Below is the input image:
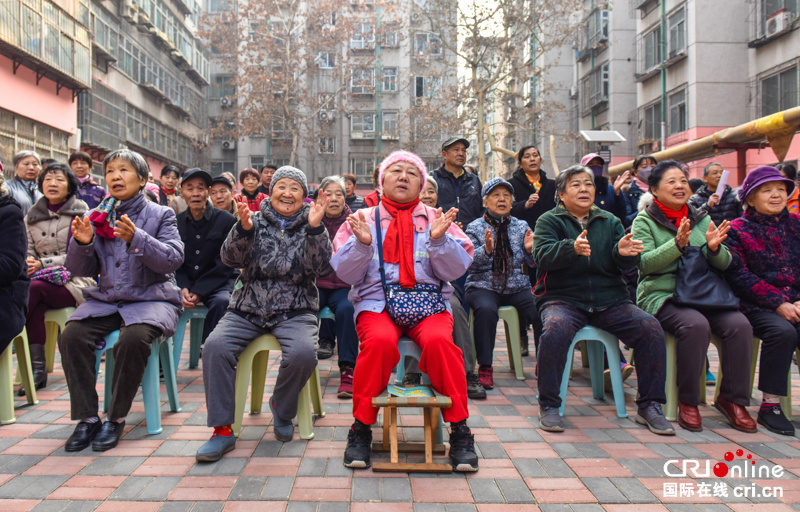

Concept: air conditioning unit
[[220, 97, 234, 107], [569, 86, 578, 99], [411, 13, 422, 24], [414, 97, 425, 106], [766, 10, 792, 37], [222, 140, 236, 150], [318, 111, 335, 122], [120, 0, 137, 22]]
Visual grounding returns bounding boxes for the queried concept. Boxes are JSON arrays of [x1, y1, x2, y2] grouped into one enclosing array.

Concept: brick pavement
[[3, 324, 800, 511]]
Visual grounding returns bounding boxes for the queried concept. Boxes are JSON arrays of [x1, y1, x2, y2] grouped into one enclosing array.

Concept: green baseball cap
[[442, 136, 470, 151]]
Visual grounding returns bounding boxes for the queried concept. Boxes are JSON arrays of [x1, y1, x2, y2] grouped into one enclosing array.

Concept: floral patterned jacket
[[723, 208, 800, 314]]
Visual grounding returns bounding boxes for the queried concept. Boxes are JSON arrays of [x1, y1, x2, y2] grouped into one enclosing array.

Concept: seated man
[[533, 164, 673, 436], [209, 175, 238, 218], [332, 150, 479, 472], [196, 167, 332, 462], [176, 169, 237, 348]]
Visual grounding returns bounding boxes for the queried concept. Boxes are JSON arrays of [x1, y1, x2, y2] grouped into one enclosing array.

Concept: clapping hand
[[71, 216, 94, 244], [484, 228, 495, 254], [705, 220, 730, 252], [308, 191, 330, 228], [574, 230, 591, 257], [618, 233, 644, 257], [347, 209, 372, 246], [237, 201, 253, 231], [114, 214, 136, 244], [676, 218, 692, 249], [430, 207, 457, 239], [524, 229, 534, 254], [613, 171, 631, 195]]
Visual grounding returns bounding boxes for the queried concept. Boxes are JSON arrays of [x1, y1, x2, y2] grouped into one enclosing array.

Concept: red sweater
[[237, 192, 268, 212]]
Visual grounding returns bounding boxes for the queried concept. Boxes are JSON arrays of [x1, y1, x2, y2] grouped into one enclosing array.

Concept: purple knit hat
[[738, 166, 796, 203], [377, 151, 427, 193]]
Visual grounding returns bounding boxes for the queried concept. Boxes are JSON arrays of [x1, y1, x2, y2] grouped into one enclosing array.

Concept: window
[[644, 26, 661, 72], [92, 5, 119, 57], [668, 89, 687, 135], [319, 93, 336, 111], [668, 7, 686, 58], [209, 0, 231, 13], [351, 69, 375, 94], [761, 0, 798, 36], [414, 33, 442, 55], [383, 68, 397, 92], [250, 156, 265, 169], [211, 161, 235, 175], [382, 112, 398, 139], [319, 137, 336, 154], [351, 158, 375, 183], [642, 102, 662, 141], [582, 63, 609, 112], [414, 76, 441, 98], [269, 158, 289, 168], [587, 8, 609, 46], [351, 113, 376, 139], [383, 31, 399, 46], [271, 118, 286, 139], [352, 23, 374, 49], [318, 52, 336, 69], [413, 119, 441, 141], [210, 75, 235, 98], [762, 66, 799, 115]]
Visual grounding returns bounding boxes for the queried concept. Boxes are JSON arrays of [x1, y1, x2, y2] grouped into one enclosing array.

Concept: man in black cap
[[176, 169, 238, 347], [434, 137, 483, 228], [210, 175, 238, 217]]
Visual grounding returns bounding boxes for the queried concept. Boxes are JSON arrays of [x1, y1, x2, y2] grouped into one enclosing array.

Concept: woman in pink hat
[[581, 153, 628, 221], [331, 150, 479, 472]]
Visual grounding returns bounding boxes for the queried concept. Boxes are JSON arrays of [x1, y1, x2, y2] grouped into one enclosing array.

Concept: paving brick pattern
[[3, 323, 800, 511]]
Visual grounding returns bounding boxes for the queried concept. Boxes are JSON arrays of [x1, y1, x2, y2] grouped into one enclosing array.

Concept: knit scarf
[[381, 197, 420, 289], [654, 198, 688, 227], [484, 211, 513, 289], [633, 176, 649, 193], [89, 196, 121, 239], [17, 177, 38, 202]]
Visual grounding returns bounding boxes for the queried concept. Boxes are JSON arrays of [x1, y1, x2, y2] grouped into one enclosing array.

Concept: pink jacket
[[331, 203, 474, 321]]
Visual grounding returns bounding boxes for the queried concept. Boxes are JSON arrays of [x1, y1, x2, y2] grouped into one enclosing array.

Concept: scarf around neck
[[484, 211, 513, 289], [89, 196, 121, 239], [633, 176, 649, 193], [654, 198, 688, 228], [381, 197, 420, 289], [321, 204, 352, 242]]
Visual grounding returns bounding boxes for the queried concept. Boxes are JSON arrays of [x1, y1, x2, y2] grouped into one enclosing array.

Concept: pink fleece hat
[[378, 151, 427, 193], [580, 153, 605, 167]]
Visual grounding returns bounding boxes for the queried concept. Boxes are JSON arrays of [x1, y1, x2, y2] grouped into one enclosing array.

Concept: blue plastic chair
[[393, 336, 444, 445], [95, 331, 182, 435], [172, 306, 209, 371], [559, 326, 627, 418]]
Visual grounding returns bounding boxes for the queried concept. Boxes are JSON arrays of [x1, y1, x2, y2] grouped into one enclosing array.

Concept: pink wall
[[0, 55, 78, 135]]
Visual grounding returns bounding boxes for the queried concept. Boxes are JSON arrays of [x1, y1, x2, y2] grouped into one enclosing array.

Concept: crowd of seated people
[[4, 142, 800, 479]]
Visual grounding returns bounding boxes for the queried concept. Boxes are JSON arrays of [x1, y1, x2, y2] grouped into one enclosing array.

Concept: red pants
[[353, 310, 468, 425]]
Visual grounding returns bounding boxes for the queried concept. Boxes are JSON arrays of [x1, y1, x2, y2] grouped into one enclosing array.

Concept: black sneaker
[[467, 372, 486, 399], [317, 339, 335, 360], [402, 373, 422, 387], [343, 421, 373, 469], [758, 404, 795, 436], [448, 422, 478, 472]]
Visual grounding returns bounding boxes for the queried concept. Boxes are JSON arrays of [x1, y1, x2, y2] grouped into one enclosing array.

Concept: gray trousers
[[203, 311, 318, 427], [405, 294, 474, 375]]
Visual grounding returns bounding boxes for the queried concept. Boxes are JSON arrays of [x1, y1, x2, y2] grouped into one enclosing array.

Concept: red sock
[[214, 425, 233, 437]]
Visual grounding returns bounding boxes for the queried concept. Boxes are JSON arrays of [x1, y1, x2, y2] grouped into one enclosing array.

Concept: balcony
[[0, 0, 92, 91], [636, 0, 659, 12]]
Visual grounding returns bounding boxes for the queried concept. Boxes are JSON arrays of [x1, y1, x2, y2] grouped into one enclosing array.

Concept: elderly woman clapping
[[60, 149, 185, 453], [196, 167, 333, 462], [723, 167, 800, 436], [332, 150, 479, 472], [632, 160, 754, 434], [465, 178, 537, 391]]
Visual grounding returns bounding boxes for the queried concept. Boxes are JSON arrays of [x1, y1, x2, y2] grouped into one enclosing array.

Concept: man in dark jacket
[[532, 164, 672, 436], [0, 170, 30, 355], [176, 169, 237, 345], [434, 137, 483, 227], [342, 173, 365, 211], [688, 162, 743, 225], [257, 164, 277, 195]]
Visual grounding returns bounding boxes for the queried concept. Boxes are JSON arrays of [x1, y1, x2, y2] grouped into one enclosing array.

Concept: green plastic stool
[[233, 334, 325, 439], [44, 307, 75, 373], [1, 329, 38, 425], [664, 333, 724, 422], [559, 326, 628, 418], [172, 306, 209, 371], [469, 306, 525, 381]]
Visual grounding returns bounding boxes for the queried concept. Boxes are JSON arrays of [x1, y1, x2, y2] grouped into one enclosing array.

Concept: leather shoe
[[65, 420, 102, 451], [714, 396, 757, 433], [92, 420, 126, 451], [678, 402, 703, 432]]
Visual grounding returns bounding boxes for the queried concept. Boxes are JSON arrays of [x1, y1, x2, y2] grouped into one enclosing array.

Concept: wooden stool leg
[[424, 407, 433, 464], [382, 408, 390, 451], [390, 407, 398, 464]]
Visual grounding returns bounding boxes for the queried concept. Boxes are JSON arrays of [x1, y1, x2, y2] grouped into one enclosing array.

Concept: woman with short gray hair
[[58, 148, 185, 453], [7, 150, 43, 215]]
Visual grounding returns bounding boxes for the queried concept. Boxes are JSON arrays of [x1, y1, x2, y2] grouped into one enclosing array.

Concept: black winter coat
[[508, 168, 557, 231], [176, 204, 237, 299], [433, 166, 483, 227], [0, 194, 30, 353], [688, 185, 743, 226], [345, 194, 366, 211]]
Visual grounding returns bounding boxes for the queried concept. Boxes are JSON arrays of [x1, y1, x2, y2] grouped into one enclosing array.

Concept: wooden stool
[[371, 389, 452, 473]]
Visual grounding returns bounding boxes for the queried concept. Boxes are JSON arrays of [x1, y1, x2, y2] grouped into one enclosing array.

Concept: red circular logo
[[713, 463, 729, 477]]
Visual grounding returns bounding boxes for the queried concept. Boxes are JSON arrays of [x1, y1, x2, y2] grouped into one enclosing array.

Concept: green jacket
[[631, 200, 732, 316], [532, 203, 639, 311]]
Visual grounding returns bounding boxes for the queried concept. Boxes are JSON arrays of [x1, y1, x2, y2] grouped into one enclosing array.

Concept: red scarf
[[161, 187, 176, 199], [654, 198, 688, 227], [381, 197, 420, 289]]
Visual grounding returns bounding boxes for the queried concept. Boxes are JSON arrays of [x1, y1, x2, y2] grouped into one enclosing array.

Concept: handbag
[[672, 243, 739, 310], [374, 207, 447, 327], [31, 265, 71, 285]]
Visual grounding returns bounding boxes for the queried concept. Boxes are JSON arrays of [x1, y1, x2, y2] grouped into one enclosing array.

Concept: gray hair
[[0, 171, 6, 196], [426, 176, 439, 194], [13, 150, 41, 169], [319, 175, 346, 195], [703, 161, 724, 177], [554, 165, 595, 202], [103, 149, 150, 182]]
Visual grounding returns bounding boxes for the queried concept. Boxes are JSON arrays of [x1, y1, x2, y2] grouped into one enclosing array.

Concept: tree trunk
[[476, 89, 487, 183], [290, 129, 300, 168]]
